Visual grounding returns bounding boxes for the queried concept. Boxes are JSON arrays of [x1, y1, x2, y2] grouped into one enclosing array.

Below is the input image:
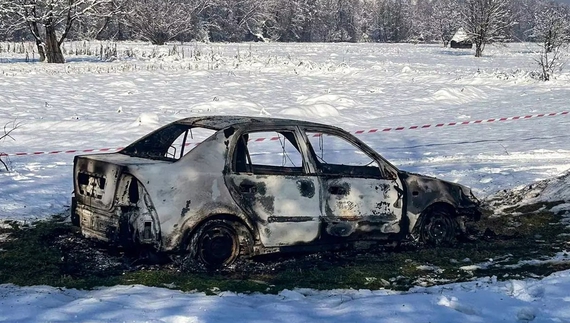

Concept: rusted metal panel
[[76, 204, 119, 242], [322, 178, 401, 218]]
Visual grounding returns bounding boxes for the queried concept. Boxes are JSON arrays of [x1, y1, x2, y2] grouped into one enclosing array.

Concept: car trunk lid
[[73, 153, 170, 211]]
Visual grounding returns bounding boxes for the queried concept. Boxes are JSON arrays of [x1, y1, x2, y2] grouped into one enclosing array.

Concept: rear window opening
[[120, 125, 216, 161]]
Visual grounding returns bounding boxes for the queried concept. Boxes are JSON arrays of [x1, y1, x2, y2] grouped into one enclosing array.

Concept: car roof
[[175, 115, 342, 131]]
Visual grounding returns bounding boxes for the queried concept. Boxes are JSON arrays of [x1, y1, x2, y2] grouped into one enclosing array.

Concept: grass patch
[[1, 204, 569, 293], [0, 221, 69, 286]]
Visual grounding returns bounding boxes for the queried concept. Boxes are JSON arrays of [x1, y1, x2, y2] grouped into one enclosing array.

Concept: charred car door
[[303, 130, 404, 238], [226, 128, 321, 247]]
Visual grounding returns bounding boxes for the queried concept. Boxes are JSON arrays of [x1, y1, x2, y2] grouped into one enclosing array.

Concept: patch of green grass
[[0, 220, 69, 286], [0, 219, 274, 293]]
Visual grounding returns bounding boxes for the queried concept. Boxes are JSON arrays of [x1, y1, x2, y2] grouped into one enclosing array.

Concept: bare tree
[[336, 0, 365, 42], [510, 0, 540, 41], [269, 0, 316, 41], [0, 6, 21, 40], [370, 0, 413, 42], [237, 0, 279, 42], [204, 0, 278, 42], [0, 121, 20, 172], [5, 0, 559, 46], [529, 1, 570, 80], [461, 0, 515, 57], [431, 0, 462, 46], [124, 0, 211, 45], [71, 0, 125, 40], [0, 0, 114, 63]]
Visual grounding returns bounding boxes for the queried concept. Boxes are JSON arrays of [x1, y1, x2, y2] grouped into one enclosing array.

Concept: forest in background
[[0, 0, 569, 64]]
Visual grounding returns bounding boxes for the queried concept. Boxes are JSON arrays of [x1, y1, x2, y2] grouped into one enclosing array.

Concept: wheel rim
[[197, 224, 239, 268], [422, 213, 456, 245]]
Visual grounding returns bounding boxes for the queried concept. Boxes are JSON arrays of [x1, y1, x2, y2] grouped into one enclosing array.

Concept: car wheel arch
[[182, 213, 257, 268], [412, 202, 460, 244], [181, 213, 257, 252], [411, 201, 456, 229]]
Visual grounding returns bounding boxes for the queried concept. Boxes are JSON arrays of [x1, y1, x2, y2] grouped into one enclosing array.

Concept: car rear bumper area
[[74, 203, 123, 243]]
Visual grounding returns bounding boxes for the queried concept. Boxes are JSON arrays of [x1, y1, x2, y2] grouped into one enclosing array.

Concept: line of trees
[[0, 0, 569, 63]]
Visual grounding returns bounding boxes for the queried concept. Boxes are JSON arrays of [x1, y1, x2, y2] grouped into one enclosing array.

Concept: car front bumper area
[[460, 205, 482, 221]]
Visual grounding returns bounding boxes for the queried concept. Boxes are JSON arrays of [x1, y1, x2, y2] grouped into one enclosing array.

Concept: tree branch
[[0, 120, 21, 172]]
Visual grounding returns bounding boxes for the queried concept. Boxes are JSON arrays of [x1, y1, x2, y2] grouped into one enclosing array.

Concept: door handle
[[328, 186, 347, 195], [239, 183, 257, 194]]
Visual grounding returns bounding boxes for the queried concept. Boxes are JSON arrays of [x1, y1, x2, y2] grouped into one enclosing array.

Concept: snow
[[1, 41, 570, 321], [1, 270, 570, 322]]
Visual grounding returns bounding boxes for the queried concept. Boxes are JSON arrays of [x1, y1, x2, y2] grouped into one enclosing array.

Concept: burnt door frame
[[299, 127, 404, 237], [224, 126, 323, 247]]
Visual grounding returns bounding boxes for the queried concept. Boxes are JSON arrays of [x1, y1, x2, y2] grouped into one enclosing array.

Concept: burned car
[[72, 116, 481, 268]]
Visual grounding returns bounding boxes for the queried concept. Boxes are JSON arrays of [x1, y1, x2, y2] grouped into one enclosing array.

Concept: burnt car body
[[72, 116, 481, 268]]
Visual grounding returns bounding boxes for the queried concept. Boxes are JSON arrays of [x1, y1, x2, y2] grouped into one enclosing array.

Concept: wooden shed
[[450, 27, 473, 49]]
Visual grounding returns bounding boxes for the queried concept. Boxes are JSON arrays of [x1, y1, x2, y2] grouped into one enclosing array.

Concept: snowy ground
[[1, 41, 570, 322], [1, 270, 570, 323]]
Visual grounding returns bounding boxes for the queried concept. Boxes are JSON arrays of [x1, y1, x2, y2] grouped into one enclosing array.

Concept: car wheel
[[418, 208, 457, 246], [189, 219, 251, 269]]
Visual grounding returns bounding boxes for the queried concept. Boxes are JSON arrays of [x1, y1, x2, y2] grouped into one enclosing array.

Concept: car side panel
[[125, 132, 247, 251], [226, 174, 321, 247], [321, 176, 404, 236]]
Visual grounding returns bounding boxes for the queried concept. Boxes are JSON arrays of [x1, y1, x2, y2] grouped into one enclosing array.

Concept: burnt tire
[[189, 219, 251, 270], [418, 208, 457, 246]]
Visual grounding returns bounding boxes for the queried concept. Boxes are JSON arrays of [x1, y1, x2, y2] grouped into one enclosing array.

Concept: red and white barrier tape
[[350, 111, 569, 134], [0, 147, 124, 157], [1, 111, 567, 157]]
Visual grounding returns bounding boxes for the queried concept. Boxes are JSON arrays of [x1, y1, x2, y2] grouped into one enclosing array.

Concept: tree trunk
[[44, 24, 65, 63], [95, 17, 111, 40], [29, 21, 46, 62], [474, 38, 484, 57], [35, 39, 46, 62], [475, 44, 482, 57]]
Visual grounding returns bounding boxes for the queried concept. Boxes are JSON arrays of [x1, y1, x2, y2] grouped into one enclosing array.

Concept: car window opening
[[315, 133, 326, 164], [305, 131, 383, 178], [234, 131, 304, 175], [121, 124, 216, 161], [278, 135, 297, 167]]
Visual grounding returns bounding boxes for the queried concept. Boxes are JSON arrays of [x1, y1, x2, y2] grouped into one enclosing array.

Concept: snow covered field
[[1, 41, 570, 322], [1, 42, 569, 220]]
